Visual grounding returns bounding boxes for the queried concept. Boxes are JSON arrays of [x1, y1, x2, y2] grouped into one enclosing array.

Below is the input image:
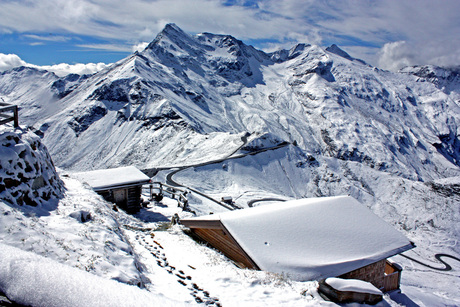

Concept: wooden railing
[[0, 103, 19, 128], [149, 182, 190, 210]]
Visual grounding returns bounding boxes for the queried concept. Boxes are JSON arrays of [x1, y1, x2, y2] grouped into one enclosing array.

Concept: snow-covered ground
[[0, 243, 184, 307], [0, 129, 458, 306], [2, 173, 459, 306]]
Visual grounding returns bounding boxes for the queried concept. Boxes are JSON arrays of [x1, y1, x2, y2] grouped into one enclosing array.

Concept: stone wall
[[339, 259, 386, 290], [0, 127, 64, 207]]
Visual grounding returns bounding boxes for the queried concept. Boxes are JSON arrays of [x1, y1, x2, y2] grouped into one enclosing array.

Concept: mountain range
[[0, 24, 458, 178]]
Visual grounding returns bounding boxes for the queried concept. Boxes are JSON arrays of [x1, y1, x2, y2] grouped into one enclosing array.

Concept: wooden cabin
[[181, 196, 413, 292], [74, 166, 151, 213]]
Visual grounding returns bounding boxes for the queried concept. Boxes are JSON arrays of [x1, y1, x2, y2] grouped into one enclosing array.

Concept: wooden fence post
[[13, 105, 19, 128]]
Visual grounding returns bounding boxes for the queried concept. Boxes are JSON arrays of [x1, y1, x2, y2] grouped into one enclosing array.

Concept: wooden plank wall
[[126, 186, 142, 213], [192, 227, 259, 269], [339, 259, 402, 292], [383, 272, 400, 292], [96, 186, 142, 213], [382, 261, 402, 292]]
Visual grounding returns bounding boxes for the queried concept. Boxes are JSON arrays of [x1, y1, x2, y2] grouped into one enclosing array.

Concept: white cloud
[[0, 0, 297, 44], [378, 41, 415, 71], [40, 62, 111, 77], [378, 39, 460, 71], [256, 0, 460, 69], [0, 52, 110, 77], [0, 53, 28, 72], [23, 34, 71, 42], [132, 42, 149, 53], [76, 44, 132, 52]]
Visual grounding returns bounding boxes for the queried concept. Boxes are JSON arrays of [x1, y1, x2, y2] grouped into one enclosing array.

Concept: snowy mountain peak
[[325, 44, 367, 65], [325, 44, 352, 60], [147, 23, 189, 46], [0, 66, 56, 83], [288, 43, 309, 59], [145, 23, 201, 57], [162, 22, 185, 34], [197, 32, 269, 61], [144, 24, 271, 67]]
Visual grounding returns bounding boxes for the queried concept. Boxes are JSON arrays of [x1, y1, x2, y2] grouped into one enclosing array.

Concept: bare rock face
[[0, 127, 64, 207]]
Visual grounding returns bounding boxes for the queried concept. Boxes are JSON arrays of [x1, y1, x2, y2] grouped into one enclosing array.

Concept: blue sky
[[1, 0, 459, 75]]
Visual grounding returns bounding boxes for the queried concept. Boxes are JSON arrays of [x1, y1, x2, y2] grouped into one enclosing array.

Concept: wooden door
[[113, 189, 127, 208]]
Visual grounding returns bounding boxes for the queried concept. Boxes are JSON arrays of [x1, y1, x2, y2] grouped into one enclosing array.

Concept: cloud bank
[[378, 40, 460, 71], [0, 53, 110, 77], [40, 62, 110, 77]]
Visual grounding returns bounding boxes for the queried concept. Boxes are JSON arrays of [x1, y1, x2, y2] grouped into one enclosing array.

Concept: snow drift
[[0, 243, 186, 307]]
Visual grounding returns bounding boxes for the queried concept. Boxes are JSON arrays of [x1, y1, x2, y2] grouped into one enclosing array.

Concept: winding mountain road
[[247, 198, 287, 207], [401, 253, 460, 272], [164, 140, 290, 211]]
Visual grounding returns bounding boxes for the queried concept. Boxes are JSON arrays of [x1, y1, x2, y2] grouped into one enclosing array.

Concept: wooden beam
[[0, 105, 17, 113], [181, 219, 223, 229], [219, 223, 260, 270], [0, 117, 14, 125]]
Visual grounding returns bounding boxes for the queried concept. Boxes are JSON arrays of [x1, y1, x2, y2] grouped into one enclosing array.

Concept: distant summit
[[400, 64, 460, 94], [326, 44, 353, 60], [146, 23, 197, 51], [326, 44, 366, 64]]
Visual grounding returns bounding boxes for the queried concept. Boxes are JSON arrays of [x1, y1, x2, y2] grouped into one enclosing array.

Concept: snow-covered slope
[[0, 128, 143, 286], [0, 67, 89, 124], [400, 64, 460, 94]]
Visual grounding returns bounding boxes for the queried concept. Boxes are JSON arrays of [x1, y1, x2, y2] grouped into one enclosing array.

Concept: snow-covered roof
[[74, 166, 150, 191], [182, 196, 413, 281]]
